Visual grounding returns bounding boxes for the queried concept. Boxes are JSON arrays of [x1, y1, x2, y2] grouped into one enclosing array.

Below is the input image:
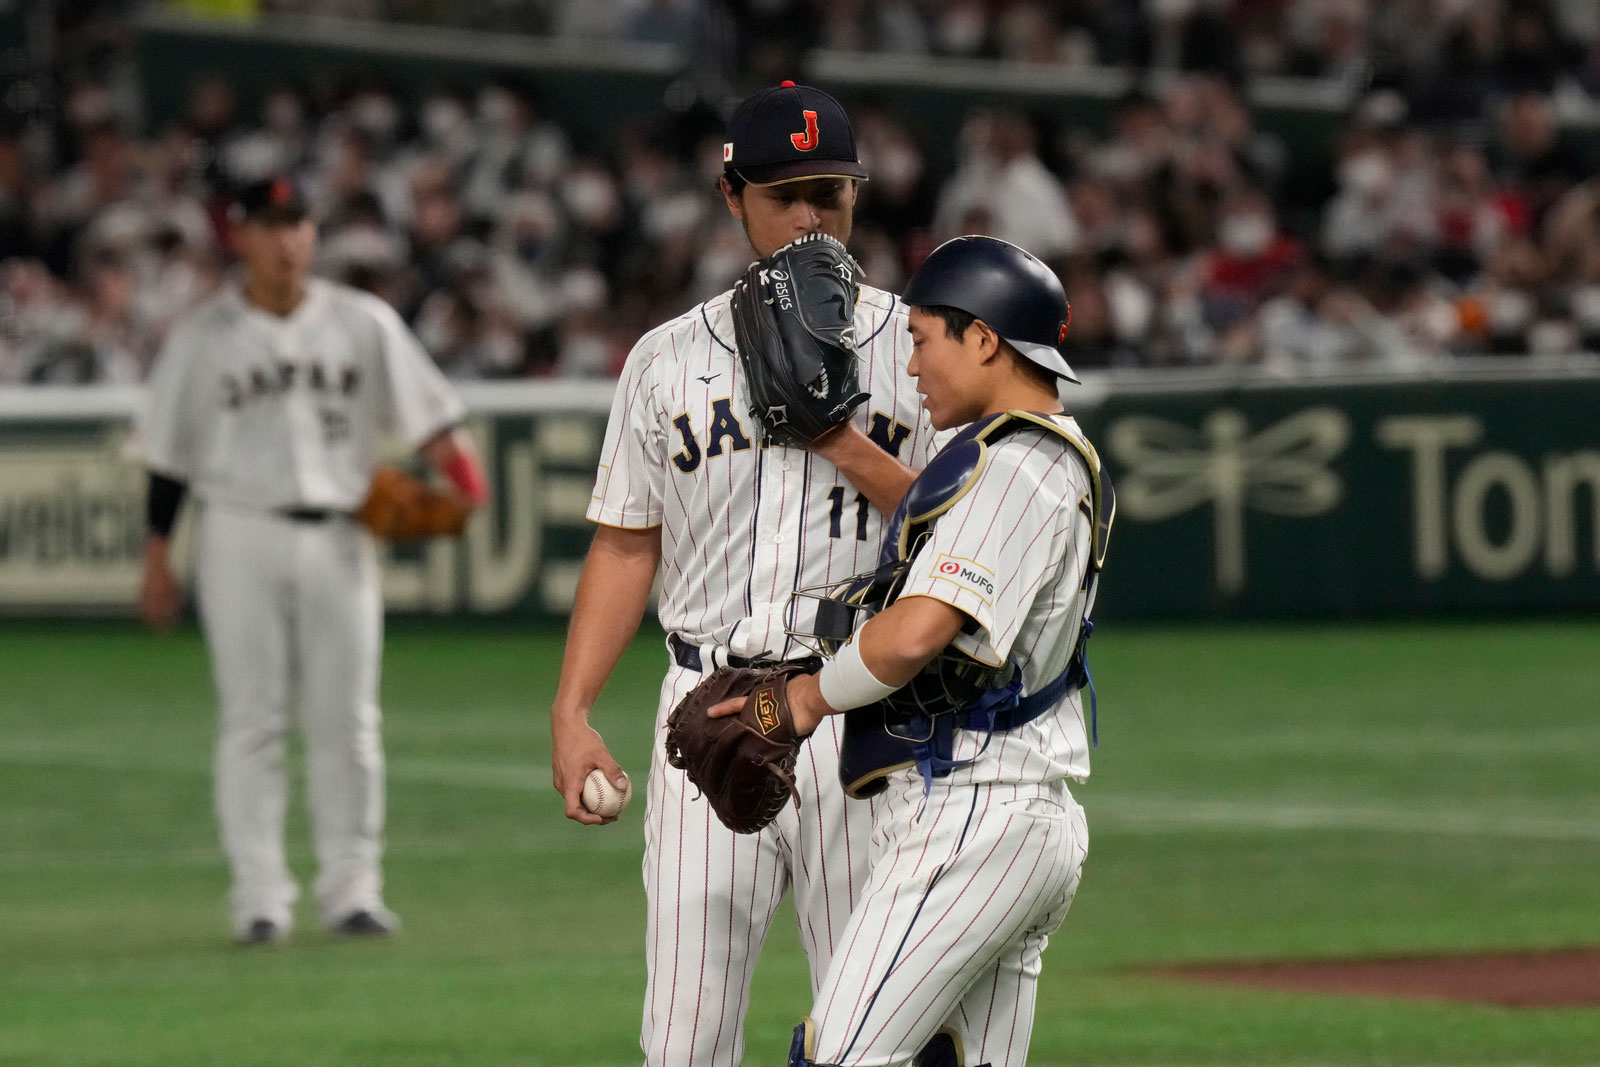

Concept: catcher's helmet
[[901, 235, 1077, 382]]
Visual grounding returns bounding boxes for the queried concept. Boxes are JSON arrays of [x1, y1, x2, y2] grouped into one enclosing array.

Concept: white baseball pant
[[808, 774, 1088, 1067], [642, 656, 875, 1067], [196, 503, 386, 935]]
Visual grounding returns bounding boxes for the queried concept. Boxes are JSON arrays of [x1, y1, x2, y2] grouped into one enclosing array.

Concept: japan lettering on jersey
[[137, 279, 465, 511], [589, 284, 938, 659], [894, 415, 1099, 785]]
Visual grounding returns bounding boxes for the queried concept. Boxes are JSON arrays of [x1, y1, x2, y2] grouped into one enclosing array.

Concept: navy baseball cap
[[724, 81, 868, 187], [232, 175, 312, 224]]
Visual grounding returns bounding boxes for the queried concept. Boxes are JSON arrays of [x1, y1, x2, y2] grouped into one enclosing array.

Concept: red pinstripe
[[865, 819, 1052, 1052], [659, 743, 687, 1061], [628, 287, 927, 1066], [598, 349, 660, 523]]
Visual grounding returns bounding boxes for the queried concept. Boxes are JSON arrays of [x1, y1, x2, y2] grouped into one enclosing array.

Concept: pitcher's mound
[[1153, 949, 1600, 1007]]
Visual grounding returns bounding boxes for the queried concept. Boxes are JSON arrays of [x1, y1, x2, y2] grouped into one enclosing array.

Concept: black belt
[[668, 632, 819, 674], [277, 507, 343, 523]]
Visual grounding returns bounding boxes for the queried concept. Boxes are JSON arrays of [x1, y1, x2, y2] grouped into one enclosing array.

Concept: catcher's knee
[[788, 1018, 842, 1067]]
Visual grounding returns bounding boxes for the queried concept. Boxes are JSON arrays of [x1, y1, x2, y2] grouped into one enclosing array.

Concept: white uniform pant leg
[[945, 790, 1088, 1067], [641, 665, 874, 1067], [809, 779, 1088, 1067], [642, 664, 787, 1067], [293, 519, 387, 927], [785, 713, 876, 997], [196, 507, 298, 934]]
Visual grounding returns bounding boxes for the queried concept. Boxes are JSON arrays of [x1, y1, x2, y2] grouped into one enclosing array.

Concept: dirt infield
[[1153, 949, 1600, 1007]]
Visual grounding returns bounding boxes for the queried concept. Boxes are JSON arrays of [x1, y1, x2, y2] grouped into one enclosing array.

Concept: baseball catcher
[[357, 465, 473, 541], [664, 664, 813, 834], [731, 232, 870, 446]]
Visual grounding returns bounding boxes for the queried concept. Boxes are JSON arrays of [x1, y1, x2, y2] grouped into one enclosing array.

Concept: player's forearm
[[143, 535, 172, 568], [811, 424, 916, 515], [856, 597, 967, 685], [551, 525, 662, 725], [422, 427, 489, 506], [792, 596, 967, 732]]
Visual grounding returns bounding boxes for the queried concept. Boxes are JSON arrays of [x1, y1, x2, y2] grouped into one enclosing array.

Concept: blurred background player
[[135, 175, 489, 945], [762, 236, 1110, 1067], [547, 82, 939, 1066]]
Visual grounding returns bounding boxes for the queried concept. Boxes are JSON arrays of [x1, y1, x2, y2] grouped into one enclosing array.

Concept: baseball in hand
[[581, 769, 632, 818]]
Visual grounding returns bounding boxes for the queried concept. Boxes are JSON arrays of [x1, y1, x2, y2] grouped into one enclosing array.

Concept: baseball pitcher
[[548, 84, 940, 1066]]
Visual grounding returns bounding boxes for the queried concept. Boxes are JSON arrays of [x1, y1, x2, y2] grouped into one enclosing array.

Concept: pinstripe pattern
[[894, 417, 1101, 787], [807, 416, 1103, 1065], [588, 286, 936, 658], [595, 283, 936, 1067], [643, 663, 878, 1067], [811, 776, 1088, 1067]]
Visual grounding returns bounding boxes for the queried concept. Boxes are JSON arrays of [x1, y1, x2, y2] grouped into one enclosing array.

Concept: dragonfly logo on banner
[[1107, 408, 1352, 594]]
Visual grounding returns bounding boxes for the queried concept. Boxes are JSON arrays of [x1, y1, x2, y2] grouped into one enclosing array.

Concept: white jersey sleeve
[[896, 427, 1094, 671], [137, 315, 207, 479], [365, 294, 466, 447], [587, 329, 667, 529]]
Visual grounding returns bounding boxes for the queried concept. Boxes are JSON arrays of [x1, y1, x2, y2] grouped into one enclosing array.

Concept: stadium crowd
[[5, 0, 1600, 383]]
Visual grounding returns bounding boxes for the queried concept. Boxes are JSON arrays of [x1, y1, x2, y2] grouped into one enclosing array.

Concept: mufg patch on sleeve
[[931, 554, 996, 603]]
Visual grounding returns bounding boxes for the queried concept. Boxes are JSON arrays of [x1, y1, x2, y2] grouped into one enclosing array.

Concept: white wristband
[[817, 639, 899, 711]]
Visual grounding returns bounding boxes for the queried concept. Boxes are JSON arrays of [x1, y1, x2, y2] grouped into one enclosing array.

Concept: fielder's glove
[[357, 465, 471, 541], [731, 232, 870, 447], [664, 664, 813, 834]]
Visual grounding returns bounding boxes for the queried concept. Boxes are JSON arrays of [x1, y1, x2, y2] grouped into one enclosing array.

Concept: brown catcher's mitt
[[357, 465, 471, 541], [664, 664, 813, 834]]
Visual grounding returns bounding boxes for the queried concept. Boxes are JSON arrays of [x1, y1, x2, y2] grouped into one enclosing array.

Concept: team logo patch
[[790, 110, 819, 151], [932, 554, 996, 602], [723, 142, 734, 162], [755, 687, 782, 735]]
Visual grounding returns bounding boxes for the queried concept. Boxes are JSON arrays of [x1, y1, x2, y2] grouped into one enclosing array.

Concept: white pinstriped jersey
[[588, 283, 938, 657], [138, 278, 465, 510], [895, 414, 1099, 786]]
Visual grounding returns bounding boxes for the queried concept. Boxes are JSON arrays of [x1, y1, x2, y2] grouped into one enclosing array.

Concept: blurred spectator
[[1, 260, 67, 383], [1258, 256, 1424, 373], [936, 110, 1078, 259], [1429, 138, 1518, 285], [1132, 0, 1246, 86], [19, 247, 153, 384], [1198, 185, 1304, 329], [1490, 91, 1589, 229], [18, 1, 1600, 386]]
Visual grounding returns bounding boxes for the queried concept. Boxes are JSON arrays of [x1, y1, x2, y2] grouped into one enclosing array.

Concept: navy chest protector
[[796, 410, 1114, 799]]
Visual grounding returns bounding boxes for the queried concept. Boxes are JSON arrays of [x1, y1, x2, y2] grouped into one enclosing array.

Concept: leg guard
[[789, 1018, 844, 1067], [914, 1027, 992, 1067]]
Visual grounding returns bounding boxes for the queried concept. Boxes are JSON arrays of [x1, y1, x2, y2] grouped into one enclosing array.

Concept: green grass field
[[2, 619, 1598, 1066]]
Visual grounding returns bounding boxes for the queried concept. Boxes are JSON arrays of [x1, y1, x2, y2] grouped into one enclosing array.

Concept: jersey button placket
[[745, 443, 794, 652], [278, 326, 315, 506]]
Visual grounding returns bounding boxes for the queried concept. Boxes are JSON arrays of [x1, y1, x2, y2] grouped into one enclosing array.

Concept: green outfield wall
[[1075, 372, 1600, 618], [2, 367, 1598, 621]]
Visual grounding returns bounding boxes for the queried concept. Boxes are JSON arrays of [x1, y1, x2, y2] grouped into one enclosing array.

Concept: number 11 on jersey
[[827, 485, 869, 540]]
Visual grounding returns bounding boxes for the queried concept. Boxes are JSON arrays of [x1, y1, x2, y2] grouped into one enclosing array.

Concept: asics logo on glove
[[731, 232, 868, 447]]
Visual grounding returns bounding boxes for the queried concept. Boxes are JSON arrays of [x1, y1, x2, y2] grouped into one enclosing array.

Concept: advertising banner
[[3, 371, 1597, 620]]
